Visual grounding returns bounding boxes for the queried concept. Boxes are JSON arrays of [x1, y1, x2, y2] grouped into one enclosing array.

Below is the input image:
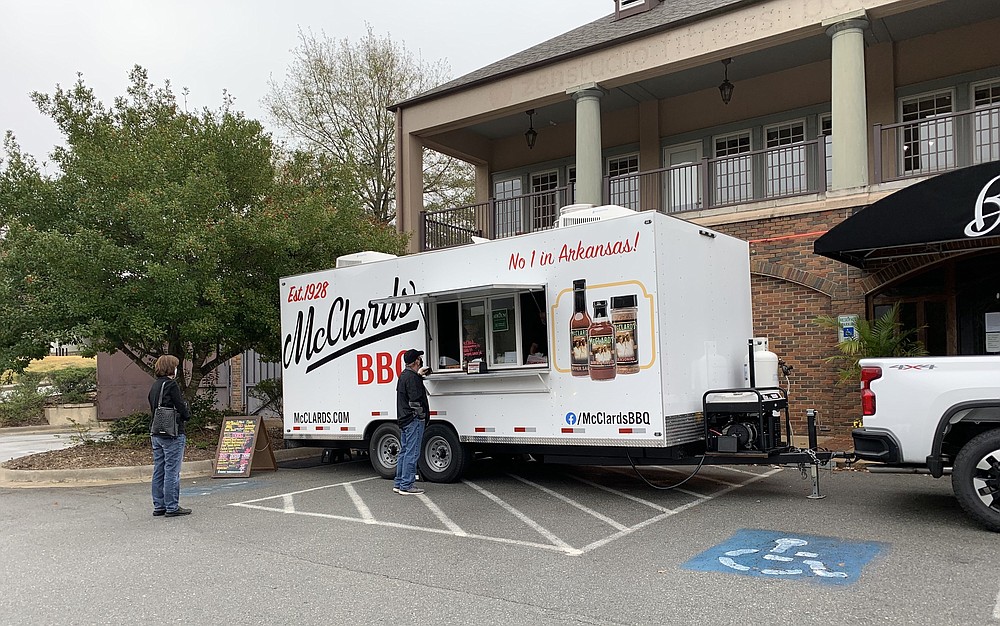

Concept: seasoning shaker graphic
[[588, 300, 616, 381], [611, 294, 639, 374], [570, 279, 591, 376]]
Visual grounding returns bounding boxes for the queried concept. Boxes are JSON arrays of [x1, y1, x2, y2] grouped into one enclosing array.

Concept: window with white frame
[[493, 177, 523, 238], [530, 171, 559, 232], [764, 120, 807, 197], [900, 90, 955, 174], [973, 79, 1000, 164], [713, 131, 752, 205], [432, 293, 533, 370], [607, 154, 640, 210], [821, 115, 832, 189]]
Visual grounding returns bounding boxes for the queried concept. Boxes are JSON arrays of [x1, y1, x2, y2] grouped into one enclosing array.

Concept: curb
[[0, 447, 325, 488]]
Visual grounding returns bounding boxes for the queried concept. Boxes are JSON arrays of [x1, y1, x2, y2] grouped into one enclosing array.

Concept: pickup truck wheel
[[369, 423, 401, 479], [952, 429, 1000, 532], [418, 424, 467, 483]]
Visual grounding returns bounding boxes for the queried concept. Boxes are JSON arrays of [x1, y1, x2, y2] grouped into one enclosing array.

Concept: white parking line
[[568, 476, 675, 513], [230, 466, 784, 557], [575, 466, 783, 556], [419, 494, 467, 536], [992, 581, 1000, 620], [463, 479, 579, 555], [235, 475, 381, 503], [604, 467, 709, 500], [714, 464, 774, 477], [509, 473, 628, 531], [650, 466, 740, 487], [345, 484, 375, 523]]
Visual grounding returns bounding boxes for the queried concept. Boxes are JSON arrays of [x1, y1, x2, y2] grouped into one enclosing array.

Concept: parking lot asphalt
[[1, 457, 997, 625]]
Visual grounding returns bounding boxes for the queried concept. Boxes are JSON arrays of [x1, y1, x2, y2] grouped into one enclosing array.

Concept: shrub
[[248, 377, 283, 414], [48, 367, 97, 404], [108, 411, 152, 445], [0, 371, 47, 427]]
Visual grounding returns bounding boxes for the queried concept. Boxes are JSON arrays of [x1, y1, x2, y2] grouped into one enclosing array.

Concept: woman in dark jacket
[[148, 354, 191, 517]]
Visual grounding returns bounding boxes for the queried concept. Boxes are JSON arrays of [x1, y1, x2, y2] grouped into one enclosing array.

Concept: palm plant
[[815, 303, 927, 383]]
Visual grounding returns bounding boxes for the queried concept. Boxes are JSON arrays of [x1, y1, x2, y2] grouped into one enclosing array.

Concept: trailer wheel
[[418, 424, 467, 483], [369, 423, 401, 479], [952, 428, 1000, 532]]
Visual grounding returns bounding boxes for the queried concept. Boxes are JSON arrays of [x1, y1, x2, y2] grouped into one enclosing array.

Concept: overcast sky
[[0, 1, 613, 164]]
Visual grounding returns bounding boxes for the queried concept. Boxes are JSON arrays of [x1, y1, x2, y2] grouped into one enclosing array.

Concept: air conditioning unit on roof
[[557, 204, 636, 228], [335, 251, 397, 269]]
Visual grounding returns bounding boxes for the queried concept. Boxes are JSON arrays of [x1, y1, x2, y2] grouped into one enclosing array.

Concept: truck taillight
[[860, 366, 881, 416]]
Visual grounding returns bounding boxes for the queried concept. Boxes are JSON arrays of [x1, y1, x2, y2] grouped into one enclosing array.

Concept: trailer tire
[[952, 428, 1000, 532], [369, 423, 401, 479], [418, 423, 467, 483]]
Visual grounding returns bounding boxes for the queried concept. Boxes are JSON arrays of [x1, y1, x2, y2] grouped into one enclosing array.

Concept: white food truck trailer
[[279, 208, 831, 490]]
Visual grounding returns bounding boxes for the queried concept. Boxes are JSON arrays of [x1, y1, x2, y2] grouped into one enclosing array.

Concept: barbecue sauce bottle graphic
[[588, 300, 616, 381], [570, 279, 591, 376]]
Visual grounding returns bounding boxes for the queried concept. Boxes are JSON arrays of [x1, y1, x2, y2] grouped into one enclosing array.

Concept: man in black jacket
[[394, 348, 429, 495]]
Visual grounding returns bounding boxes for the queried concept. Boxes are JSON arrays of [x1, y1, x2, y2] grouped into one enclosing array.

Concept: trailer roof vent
[[557, 204, 636, 228], [335, 251, 397, 269]]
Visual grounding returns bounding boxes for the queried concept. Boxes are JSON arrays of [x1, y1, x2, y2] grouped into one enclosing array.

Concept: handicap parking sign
[[683, 529, 885, 586]]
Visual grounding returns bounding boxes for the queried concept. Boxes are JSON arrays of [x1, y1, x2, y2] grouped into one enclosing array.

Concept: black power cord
[[624, 448, 708, 490]]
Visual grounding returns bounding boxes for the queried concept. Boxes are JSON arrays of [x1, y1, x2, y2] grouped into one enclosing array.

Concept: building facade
[[390, 0, 1000, 435]]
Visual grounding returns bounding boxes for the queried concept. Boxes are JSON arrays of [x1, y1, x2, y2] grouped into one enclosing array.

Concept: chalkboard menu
[[212, 417, 277, 478]]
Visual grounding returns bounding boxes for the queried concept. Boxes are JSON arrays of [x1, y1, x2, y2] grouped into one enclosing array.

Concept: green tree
[[0, 67, 405, 403], [266, 26, 475, 224], [815, 303, 928, 383]]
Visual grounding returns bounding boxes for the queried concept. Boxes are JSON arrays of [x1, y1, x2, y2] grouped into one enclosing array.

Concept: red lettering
[[357, 354, 374, 385], [395, 350, 407, 375], [376, 352, 394, 384]]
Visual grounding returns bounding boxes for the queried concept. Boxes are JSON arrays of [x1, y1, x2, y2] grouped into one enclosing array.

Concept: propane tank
[[743, 337, 780, 388]]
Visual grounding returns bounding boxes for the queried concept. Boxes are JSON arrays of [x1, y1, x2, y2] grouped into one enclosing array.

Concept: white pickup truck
[[853, 356, 1000, 531]]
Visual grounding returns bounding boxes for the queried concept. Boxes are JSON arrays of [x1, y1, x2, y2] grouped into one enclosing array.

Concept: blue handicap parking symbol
[[682, 529, 885, 586]]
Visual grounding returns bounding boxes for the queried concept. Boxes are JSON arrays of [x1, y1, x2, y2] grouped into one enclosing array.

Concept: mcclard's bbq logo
[[282, 276, 418, 373]]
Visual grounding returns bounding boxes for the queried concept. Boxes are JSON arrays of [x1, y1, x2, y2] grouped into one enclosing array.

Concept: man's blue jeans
[[394, 419, 425, 491], [151, 434, 186, 512]]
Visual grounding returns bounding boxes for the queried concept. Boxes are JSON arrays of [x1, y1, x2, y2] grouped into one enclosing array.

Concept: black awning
[[814, 162, 1000, 267]]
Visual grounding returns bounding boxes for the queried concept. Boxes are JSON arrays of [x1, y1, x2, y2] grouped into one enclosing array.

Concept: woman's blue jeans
[[151, 434, 186, 512]]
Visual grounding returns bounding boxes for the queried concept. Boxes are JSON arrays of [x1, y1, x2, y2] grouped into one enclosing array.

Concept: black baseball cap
[[403, 349, 424, 365]]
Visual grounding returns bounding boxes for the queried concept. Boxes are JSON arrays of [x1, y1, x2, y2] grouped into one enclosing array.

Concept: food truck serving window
[[433, 290, 548, 371], [369, 284, 547, 372]]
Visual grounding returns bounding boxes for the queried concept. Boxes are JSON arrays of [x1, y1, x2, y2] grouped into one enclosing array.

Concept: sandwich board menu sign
[[212, 417, 277, 478]]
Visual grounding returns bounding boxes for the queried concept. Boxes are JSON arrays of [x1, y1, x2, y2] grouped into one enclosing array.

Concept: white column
[[569, 84, 606, 206], [824, 12, 869, 190]]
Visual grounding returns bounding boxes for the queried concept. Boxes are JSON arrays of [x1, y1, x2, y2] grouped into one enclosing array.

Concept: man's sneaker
[[152, 509, 166, 517], [392, 487, 401, 494], [398, 487, 425, 495], [164, 507, 192, 517]]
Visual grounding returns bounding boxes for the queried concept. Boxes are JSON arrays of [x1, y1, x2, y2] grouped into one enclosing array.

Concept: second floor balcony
[[423, 138, 830, 250]]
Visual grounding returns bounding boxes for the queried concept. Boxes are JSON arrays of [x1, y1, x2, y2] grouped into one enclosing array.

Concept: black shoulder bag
[[150, 380, 179, 437]]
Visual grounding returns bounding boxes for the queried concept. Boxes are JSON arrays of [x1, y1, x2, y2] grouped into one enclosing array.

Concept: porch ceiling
[[452, 0, 1000, 142]]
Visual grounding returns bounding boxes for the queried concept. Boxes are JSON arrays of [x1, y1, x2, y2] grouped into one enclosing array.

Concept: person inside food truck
[[525, 305, 548, 365], [462, 318, 485, 367]]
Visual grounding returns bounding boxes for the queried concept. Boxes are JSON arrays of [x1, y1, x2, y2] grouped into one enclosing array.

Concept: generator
[[702, 387, 789, 454]]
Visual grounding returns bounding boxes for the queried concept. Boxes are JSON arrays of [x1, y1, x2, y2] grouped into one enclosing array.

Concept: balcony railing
[[874, 103, 1000, 183], [419, 138, 827, 250], [422, 186, 575, 250], [606, 138, 827, 214]]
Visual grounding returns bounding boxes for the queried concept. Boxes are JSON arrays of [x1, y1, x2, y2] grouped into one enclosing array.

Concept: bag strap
[[156, 380, 168, 409]]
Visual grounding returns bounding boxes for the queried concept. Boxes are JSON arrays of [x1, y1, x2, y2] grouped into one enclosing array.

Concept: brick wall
[[711, 208, 867, 436]]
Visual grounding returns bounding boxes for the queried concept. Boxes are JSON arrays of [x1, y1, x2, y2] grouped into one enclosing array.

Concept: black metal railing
[[874, 103, 1000, 183], [603, 138, 827, 214], [421, 186, 575, 250], [419, 139, 827, 250]]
